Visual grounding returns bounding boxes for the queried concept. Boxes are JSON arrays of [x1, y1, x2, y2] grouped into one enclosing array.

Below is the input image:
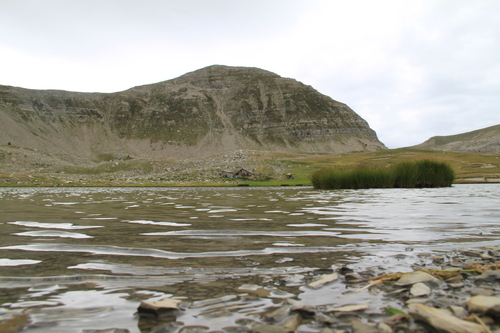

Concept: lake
[[0, 184, 499, 332]]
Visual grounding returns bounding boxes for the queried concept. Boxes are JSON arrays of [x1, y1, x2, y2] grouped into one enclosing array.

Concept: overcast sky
[[1, 0, 499, 148]]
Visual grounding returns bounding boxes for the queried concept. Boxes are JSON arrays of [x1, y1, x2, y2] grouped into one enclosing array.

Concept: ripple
[[123, 220, 191, 227], [272, 242, 305, 247], [14, 231, 93, 239], [141, 230, 341, 237], [8, 221, 102, 229], [0, 258, 41, 266], [287, 223, 328, 227], [0, 243, 344, 259]]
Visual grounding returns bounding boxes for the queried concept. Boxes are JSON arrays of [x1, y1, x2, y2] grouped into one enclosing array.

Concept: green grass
[[311, 160, 455, 189]]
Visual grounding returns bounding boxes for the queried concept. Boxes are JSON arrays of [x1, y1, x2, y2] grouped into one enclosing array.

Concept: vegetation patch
[[311, 160, 455, 189]]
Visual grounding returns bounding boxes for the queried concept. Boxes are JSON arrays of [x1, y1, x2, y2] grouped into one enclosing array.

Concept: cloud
[[0, 0, 499, 148]]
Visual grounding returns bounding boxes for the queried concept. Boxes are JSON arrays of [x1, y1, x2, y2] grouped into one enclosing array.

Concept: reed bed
[[311, 160, 455, 189]]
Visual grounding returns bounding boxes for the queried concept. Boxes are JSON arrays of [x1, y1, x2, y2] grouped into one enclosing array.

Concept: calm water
[[0, 185, 499, 332]]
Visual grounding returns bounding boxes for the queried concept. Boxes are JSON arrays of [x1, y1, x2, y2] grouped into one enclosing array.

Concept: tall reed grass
[[311, 160, 455, 189]]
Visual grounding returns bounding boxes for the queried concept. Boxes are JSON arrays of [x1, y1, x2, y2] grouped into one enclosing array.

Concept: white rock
[[408, 303, 486, 333], [410, 282, 431, 297]]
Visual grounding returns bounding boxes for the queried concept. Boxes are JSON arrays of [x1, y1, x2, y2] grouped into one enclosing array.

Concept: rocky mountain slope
[[411, 124, 500, 154], [0, 65, 385, 163]]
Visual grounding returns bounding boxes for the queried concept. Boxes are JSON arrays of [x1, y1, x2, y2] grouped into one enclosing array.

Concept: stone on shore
[[408, 303, 487, 333]]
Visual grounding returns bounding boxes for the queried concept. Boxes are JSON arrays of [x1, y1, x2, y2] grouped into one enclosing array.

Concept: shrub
[[311, 160, 454, 189]]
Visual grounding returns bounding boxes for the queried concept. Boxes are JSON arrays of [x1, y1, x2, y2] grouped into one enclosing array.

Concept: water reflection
[[0, 185, 499, 332]]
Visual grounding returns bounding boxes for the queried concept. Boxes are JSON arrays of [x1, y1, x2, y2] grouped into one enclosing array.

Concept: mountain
[[411, 124, 500, 154], [0, 65, 385, 163]]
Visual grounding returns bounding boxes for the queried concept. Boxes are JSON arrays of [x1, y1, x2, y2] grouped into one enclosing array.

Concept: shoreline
[[138, 246, 500, 332], [0, 179, 499, 188]]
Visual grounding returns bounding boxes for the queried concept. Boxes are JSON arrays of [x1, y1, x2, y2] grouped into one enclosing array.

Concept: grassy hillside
[[411, 124, 500, 154], [421, 125, 500, 145]]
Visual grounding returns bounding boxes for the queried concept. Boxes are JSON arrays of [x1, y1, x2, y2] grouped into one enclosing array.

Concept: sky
[[1, 0, 499, 148]]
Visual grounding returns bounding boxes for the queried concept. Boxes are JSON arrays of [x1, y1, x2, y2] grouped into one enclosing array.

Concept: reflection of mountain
[[0, 65, 385, 162], [411, 124, 500, 154]]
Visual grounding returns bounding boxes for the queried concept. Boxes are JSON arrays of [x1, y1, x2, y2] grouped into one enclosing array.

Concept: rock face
[[411, 124, 500, 154], [0, 65, 385, 160]]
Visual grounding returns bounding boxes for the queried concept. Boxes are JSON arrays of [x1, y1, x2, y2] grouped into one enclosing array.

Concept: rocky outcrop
[[0, 65, 386, 161], [411, 124, 500, 154]]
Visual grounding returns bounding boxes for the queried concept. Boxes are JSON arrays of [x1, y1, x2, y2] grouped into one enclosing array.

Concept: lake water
[[0, 184, 499, 332]]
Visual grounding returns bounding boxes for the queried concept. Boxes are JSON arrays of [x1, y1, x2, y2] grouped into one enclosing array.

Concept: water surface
[[0, 185, 499, 332]]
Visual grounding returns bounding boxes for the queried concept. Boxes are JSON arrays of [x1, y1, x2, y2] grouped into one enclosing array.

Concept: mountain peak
[[0, 65, 386, 160]]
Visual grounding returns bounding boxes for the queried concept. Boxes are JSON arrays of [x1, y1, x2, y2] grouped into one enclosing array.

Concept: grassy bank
[[0, 148, 498, 187], [311, 160, 455, 189]]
